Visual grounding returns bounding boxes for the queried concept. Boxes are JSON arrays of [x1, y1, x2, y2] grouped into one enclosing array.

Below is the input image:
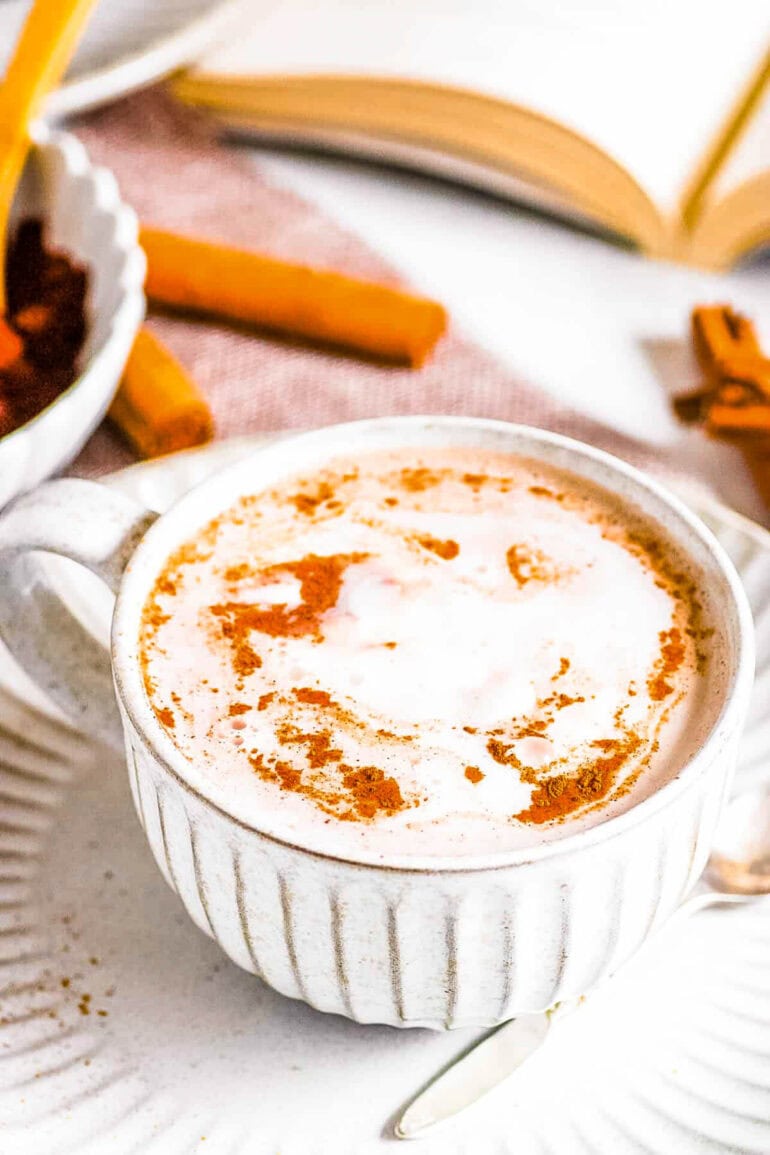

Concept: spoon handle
[[393, 888, 763, 1139], [673, 888, 766, 921], [0, 0, 98, 306], [395, 1009, 558, 1140]]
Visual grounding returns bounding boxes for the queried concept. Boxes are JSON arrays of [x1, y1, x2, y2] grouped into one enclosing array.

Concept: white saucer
[[0, 434, 768, 1154], [0, 0, 247, 118]]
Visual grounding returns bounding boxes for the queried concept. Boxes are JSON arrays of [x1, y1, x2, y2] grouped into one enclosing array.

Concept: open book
[[171, 0, 770, 269]]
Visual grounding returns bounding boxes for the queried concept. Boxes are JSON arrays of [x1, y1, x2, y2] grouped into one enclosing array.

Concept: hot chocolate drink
[[139, 447, 722, 858]]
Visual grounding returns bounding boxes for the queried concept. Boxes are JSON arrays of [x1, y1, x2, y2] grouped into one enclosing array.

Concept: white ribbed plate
[[0, 0, 247, 117], [0, 435, 768, 1154]]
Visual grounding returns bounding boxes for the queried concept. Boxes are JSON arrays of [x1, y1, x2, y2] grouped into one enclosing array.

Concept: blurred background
[[2, 0, 770, 516]]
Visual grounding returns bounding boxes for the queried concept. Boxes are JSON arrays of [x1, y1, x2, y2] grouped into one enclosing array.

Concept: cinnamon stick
[[691, 304, 761, 380], [705, 402, 770, 439], [717, 353, 770, 400], [139, 226, 447, 367], [675, 304, 770, 514], [672, 386, 711, 424], [109, 327, 214, 459]]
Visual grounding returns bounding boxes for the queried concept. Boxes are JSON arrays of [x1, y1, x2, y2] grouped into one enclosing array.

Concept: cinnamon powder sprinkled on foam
[[245, 684, 414, 818], [209, 553, 369, 667], [293, 687, 334, 706], [512, 732, 644, 824], [648, 628, 686, 701], [143, 604, 170, 630], [416, 534, 459, 560], [399, 467, 442, 492], [340, 765, 405, 818], [516, 528, 679, 815], [228, 702, 252, 716], [223, 562, 252, 582], [248, 746, 408, 821], [289, 481, 336, 516], [276, 723, 342, 769], [506, 543, 557, 587], [139, 449, 713, 842], [481, 631, 670, 824]]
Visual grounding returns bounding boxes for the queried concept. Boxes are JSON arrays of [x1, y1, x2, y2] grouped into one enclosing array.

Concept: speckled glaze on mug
[[0, 418, 754, 1028]]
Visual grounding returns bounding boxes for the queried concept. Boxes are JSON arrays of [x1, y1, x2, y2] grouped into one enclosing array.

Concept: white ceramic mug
[[0, 418, 755, 1029]]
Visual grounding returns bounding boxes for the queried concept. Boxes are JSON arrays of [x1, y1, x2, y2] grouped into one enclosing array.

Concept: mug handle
[[0, 478, 158, 750]]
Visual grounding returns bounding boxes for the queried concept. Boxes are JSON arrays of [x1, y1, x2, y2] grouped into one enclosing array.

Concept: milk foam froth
[[139, 448, 718, 858]]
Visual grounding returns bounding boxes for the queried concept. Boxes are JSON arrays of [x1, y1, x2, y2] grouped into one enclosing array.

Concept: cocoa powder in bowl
[[0, 217, 88, 437]]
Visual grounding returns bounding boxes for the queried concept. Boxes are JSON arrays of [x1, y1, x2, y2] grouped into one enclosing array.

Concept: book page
[[708, 81, 770, 202], [201, 0, 770, 212]]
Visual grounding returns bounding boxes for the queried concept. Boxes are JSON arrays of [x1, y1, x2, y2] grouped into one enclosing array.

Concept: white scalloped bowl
[[0, 124, 145, 507]]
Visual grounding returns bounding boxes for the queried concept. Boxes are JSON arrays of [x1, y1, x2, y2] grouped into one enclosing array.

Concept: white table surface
[[240, 144, 770, 524]]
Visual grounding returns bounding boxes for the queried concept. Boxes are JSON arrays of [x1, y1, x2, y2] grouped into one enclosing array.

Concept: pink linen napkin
[[69, 89, 758, 522]]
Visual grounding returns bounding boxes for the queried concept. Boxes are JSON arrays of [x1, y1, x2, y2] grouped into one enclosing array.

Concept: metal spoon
[[395, 783, 770, 1140]]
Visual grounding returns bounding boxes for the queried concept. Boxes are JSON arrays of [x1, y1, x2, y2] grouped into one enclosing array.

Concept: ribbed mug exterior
[[123, 707, 742, 1029], [0, 418, 755, 1030]]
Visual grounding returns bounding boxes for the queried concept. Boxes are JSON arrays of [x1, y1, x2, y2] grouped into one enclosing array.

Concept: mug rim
[[111, 416, 756, 873]]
